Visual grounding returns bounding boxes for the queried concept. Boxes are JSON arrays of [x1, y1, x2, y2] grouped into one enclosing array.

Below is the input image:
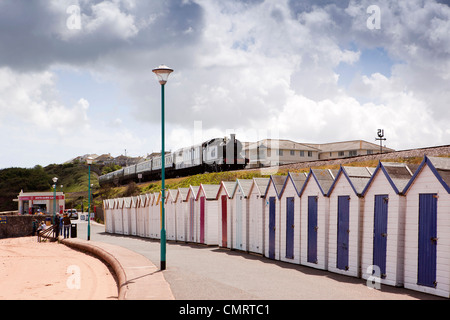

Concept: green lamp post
[[52, 177, 58, 224], [152, 64, 173, 271], [86, 157, 93, 241]]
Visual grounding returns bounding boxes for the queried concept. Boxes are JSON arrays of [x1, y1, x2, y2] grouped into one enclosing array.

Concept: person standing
[[63, 213, 71, 238], [53, 214, 60, 239]]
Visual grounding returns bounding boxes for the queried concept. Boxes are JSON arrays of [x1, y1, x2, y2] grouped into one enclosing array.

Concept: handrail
[[38, 225, 58, 243]]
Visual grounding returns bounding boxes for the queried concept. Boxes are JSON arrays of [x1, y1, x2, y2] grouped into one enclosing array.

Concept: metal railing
[[37, 225, 58, 243]]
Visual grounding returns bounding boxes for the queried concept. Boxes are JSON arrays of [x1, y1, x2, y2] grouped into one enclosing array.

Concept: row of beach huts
[[103, 156, 450, 298]]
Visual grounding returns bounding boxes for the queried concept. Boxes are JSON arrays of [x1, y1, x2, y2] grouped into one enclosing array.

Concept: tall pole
[[160, 83, 166, 270], [53, 184, 56, 224], [88, 163, 91, 241]]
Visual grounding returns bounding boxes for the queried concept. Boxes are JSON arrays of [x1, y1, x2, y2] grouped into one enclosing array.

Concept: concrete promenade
[[67, 219, 444, 300]]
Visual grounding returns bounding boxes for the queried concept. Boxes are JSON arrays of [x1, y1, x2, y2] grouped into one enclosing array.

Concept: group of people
[[34, 213, 72, 239]]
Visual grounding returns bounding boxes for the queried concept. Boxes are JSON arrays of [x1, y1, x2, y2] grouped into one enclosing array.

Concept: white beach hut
[[130, 196, 138, 236], [196, 184, 221, 246], [122, 197, 132, 236], [402, 156, 450, 298], [279, 172, 308, 264], [360, 162, 414, 287], [136, 194, 148, 238], [231, 179, 253, 252], [151, 192, 161, 240], [175, 188, 189, 242], [247, 178, 270, 255], [104, 199, 115, 234], [186, 186, 200, 243], [114, 197, 124, 235], [216, 181, 236, 249], [165, 189, 177, 241], [264, 175, 287, 260], [299, 169, 337, 270], [327, 166, 373, 277]]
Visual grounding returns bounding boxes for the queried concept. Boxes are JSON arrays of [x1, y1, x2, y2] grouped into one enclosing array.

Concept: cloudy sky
[[0, 0, 449, 169]]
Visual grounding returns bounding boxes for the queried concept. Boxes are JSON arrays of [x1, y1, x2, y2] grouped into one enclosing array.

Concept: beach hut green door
[[373, 195, 388, 278], [337, 196, 350, 270], [418, 193, 438, 288]]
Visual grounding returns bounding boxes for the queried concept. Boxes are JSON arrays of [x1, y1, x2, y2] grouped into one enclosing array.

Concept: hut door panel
[[236, 196, 243, 249], [189, 198, 195, 242], [337, 196, 350, 270], [200, 196, 205, 244], [373, 195, 388, 277], [418, 193, 437, 288], [221, 195, 228, 247], [269, 197, 276, 260], [286, 197, 295, 259], [308, 196, 318, 264]]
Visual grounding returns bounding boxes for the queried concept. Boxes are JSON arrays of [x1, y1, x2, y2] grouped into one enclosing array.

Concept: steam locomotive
[[98, 134, 247, 186]]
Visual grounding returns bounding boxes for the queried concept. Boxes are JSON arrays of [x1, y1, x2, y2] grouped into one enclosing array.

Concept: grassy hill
[[0, 163, 99, 212]]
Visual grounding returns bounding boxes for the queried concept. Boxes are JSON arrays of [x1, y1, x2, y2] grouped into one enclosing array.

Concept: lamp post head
[[152, 64, 174, 85], [52, 177, 58, 184], [86, 156, 94, 165]]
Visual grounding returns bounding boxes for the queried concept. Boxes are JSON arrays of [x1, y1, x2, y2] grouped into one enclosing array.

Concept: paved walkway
[[68, 219, 444, 300], [62, 237, 174, 300]]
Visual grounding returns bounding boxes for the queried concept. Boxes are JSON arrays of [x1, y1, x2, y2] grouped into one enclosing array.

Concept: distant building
[[243, 139, 395, 168], [15, 190, 65, 215], [244, 139, 321, 168], [306, 140, 395, 160]]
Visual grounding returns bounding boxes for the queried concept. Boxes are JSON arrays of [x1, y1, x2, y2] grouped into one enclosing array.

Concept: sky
[[0, 0, 449, 169]]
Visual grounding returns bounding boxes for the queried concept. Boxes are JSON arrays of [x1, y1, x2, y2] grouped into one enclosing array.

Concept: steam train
[[98, 134, 247, 186]]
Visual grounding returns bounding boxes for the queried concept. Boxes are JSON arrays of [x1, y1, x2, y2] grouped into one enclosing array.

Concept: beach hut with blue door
[[231, 179, 253, 252], [175, 188, 189, 242], [327, 166, 373, 277], [360, 162, 414, 287], [186, 186, 200, 243], [196, 184, 221, 246], [279, 172, 308, 265], [247, 178, 270, 255], [217, 181, 236, 249], [299, 168, 337, 270], [264, 175, 287, 260], [402, 156, 450, 298]]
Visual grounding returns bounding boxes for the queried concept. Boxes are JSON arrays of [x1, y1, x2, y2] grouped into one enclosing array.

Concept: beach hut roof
[[264, 175, 288, 199], [196, 184, 221, 200], [327, 166, 374, 196], [300, 168, 336, 196], [216, 181, 236, 199], [403, 156, 450, 194], [231, 179, 254, 198], [280, 172, 308, 197], [248, 177, 270, 196], [175, 187, 190, 202], [361, 162, 414, 196]]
